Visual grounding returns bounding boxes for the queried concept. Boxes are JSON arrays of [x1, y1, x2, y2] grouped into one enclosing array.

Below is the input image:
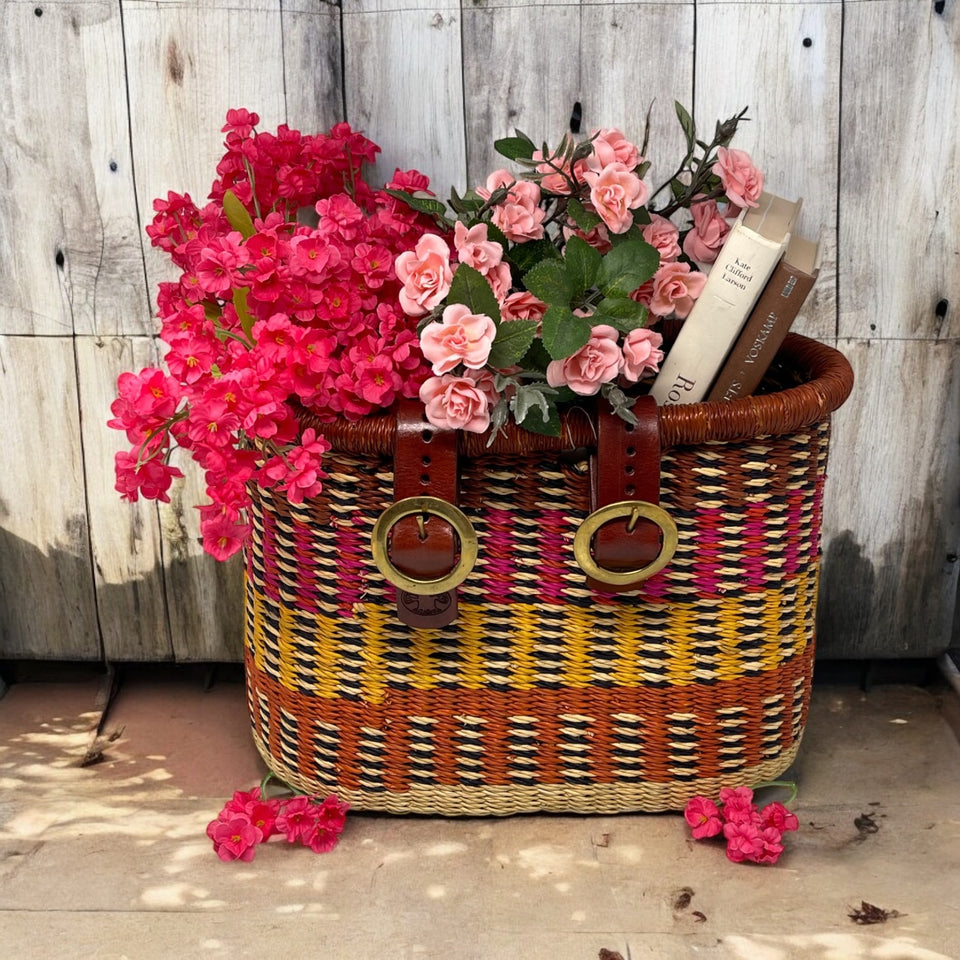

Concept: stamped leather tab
[[391, 399, 459, 626], [587, 395, 664, 592]]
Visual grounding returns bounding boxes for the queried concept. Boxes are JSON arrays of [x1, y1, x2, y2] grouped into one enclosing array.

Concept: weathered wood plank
[[75, 336, 173, 661], [818, 338, 960, 658], [839, 0, 958, 341], [342, 0, 466, 192], [0, 0, 150, 336], [281, 0, 345, 132], [695, 0, 841, 342], [0, 336, 101, 659]]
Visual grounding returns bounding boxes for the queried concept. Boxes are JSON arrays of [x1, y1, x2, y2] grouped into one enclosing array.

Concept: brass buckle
[[371, 496, 478, 595], [573, 500, 678, 586]]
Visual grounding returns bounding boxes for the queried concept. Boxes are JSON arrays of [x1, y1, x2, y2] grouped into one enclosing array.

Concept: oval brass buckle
[[371, 496, 478, 595], [573, 500, 678, 586]]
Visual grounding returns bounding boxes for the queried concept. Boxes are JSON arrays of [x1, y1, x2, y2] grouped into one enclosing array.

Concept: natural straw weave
[[244, 333, 853, 815]]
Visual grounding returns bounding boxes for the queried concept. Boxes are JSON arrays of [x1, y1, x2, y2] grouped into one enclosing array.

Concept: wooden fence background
[[0, 0, 957, 663]]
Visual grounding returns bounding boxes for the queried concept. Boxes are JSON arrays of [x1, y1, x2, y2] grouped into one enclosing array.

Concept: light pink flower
[[583, 163, 647, 234], [649, 261, 707, 319], [620, 328, 664, 382], [464, 368, 502, 407], [684, 796, 723, 840], [533, 136, 576, 194], [642, 214, 681, 262], [500, 291, 547, 323], [419, 374, 492, 433], [682, 196, 731, 264], [563, 220, 613, 254], [587, 128, 641, 172], [394, 234, 453, 317], [419, 303, 497, 374], [477, 169, 546, 242], [454, 221, 504, 275], [545, 324, 621, 396], [484, 262, 512, 301], [712, 147, 764, 208]]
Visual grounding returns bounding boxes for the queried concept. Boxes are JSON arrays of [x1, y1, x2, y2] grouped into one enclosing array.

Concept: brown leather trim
[[588, 395, 663, 592], [390, 399, 459, 626]]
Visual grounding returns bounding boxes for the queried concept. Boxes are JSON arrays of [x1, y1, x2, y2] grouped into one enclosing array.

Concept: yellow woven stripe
[[665, 602, 699, 684], [561, 605, 596, 686], [277, 604, 301, 694], [309, 606, 341, 700], [457, 603, 490, 690], [508, 610, 540, 691], [358, 602, 389, 704], [610, 602, 644, 687], [249, 592, 268, 674]]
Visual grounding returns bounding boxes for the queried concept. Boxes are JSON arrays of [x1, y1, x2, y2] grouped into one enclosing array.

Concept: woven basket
[[244, 333, 853, 815]]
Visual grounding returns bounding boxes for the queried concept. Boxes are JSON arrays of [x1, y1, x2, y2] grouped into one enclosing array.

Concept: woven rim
[[300, 333, 853, 455]]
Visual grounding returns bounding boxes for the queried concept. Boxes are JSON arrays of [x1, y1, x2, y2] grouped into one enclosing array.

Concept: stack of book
[[649, 192, 821, 405]]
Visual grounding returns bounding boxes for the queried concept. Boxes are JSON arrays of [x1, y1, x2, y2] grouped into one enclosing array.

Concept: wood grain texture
[[0, 336, 101, 659], [839, 0, 958, 341], [342, 0, 467, 191], [0, 0, 150, 337], [281, 2, 345, 132], [695, 0, 841, 342], [76, 336, 173, 661], [818, 338, 960, 659]]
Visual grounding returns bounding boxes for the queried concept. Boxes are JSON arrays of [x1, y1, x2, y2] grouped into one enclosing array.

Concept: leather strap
[[391, 399, 459, 626], [587, 395, 663, 592]]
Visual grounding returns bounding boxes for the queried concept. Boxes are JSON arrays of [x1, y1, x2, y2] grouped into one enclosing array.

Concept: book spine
[[706, 263, 817, 402], [649, 224, 788, 405]]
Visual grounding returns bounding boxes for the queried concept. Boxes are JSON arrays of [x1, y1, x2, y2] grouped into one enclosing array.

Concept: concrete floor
[[0, 667, 958, 960]]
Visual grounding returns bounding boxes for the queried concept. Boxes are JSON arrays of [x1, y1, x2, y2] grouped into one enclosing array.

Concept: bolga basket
[[243, 333, 853, 816]]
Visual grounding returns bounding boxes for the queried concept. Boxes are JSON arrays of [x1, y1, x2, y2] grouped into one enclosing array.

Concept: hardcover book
[[706, 234, 821, 402], [649, 192, 802, 405]]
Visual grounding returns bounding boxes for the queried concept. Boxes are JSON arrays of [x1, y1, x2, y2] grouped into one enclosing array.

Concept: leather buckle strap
[[585, 395, 671, 592], [389, 399, 460, 627]]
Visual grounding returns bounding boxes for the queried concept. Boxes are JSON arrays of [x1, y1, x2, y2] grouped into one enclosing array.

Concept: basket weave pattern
[[243, 336, 850, 815]]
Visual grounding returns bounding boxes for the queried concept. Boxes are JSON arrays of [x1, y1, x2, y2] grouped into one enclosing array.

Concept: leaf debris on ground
[[848, 900, 903, 924]]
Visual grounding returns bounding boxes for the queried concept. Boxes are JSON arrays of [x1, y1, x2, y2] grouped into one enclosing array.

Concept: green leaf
[[233, 286, 254, 341], [597, 239, 660, 297], [513, 391, 562, 437], [494, 134, 536, 161], [223, 189, 255, 239], [601, 382, 639, 426], [566, 197, 603, 233], [520, 338, 552, 373], [540, 305, 591, 360], [487, 319, 538, 369], [446, 263, 501, 322], [675, 101, 697, 156], [507, 237, 561, 275], [383, 188, 449, 220], [563, 236, 602, 297], [592, 296, 649, 333], [523, 259, 574, 307]]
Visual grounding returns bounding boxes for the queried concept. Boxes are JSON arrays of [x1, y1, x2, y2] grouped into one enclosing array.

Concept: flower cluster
[[109, 110, 441, 558], [390, 103, 762, 437], [206, 782, 349, 862], [684, 784, 799, 865]]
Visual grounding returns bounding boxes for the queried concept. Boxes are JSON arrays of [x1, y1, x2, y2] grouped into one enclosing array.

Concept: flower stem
[[752, 780, 799, 805]]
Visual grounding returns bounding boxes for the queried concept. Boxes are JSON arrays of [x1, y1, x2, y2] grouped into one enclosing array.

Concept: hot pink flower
[[649, 261, 707, 319], [720, 786, 761, 826], [684, 796, 723, 840], [200, 513, 251, 560], [723, 821, 766, 863], [419, 303, 497, 374], [208, 817, 263, 862], [620, 327, 664, 382], [712, 147, 764, 208], [114, 450, 183, 503], [582, 162, 647, 234], [754, 827, 786, 865], [276, 796, 317, 844], [760, 802, 800, 833], [477, 170, 545, 242], [221, 108, 259, 138], [683, 196, 732, 263], [419, 374, 491, 433], [394, 234, 453, 317], [545, 324, 621, 395], [642, 214, 681, 262]]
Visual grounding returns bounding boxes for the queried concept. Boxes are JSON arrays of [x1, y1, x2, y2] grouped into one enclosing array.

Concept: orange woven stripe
[[247, 644, 812, 791]]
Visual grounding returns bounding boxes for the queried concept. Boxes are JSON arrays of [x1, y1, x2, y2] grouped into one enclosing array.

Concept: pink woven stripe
[[534, 508, 577, 603], [332, 511, 369, 616]]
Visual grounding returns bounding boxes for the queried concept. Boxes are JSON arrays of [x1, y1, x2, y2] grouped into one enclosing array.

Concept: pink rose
[[477, 169, 546, 242], [641, 214, 681, 263], [712, 147, 764, 208], [464, 367, 502, 408], [649, 261, 707, 319], [586, 128, 641, 172], [500, 291, 547, 323], [620, 327, 664, 382], [583, 162, 648, 234], [682, 196, 731, 264], [484, 262, 512, 301], [419, 374, 491, 433], [419, 302, 497, 374], [533, 136, 575, 195], [394, 234, 452, 317], [562, 220, 612, 254], [545, 324, 621, 395], [453, 221, 504, 275]]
